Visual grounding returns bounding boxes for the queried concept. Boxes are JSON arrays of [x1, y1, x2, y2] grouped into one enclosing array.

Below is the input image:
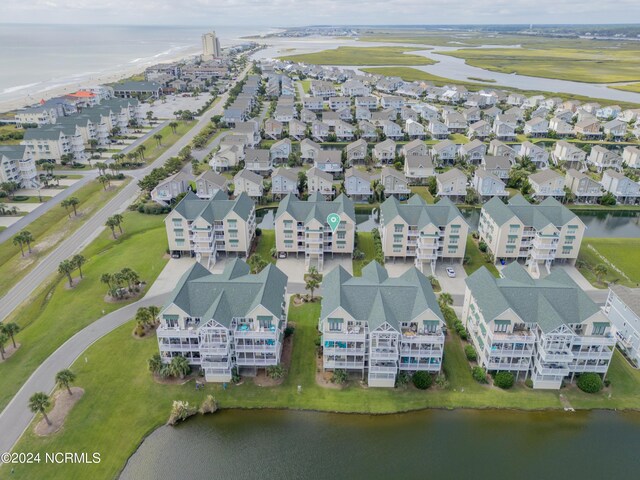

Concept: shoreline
[[0, 47, 200, 114]]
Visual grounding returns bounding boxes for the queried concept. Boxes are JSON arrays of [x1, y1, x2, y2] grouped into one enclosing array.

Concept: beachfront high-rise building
[[202, 31, 221, 60]]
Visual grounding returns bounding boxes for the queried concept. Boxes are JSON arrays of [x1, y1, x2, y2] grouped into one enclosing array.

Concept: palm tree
[[169, 356, 191, 379], [121, 267, 139, 291], [305, 276, 320, 300], [154, 133, 163, 147], [58, 259, 75, 287], [13, 233, 26, 257], [67, 196, 80, 216], [28, 392, 51, 425], [169, 121, 179, 134], [20, 230, 33, 254], [95, 162, 107, 176], [136, 145, 146, 161], [147, 305, 160, 325], [438, 292, 454, 309], [135, 307, 152, 328], [105, 217, 118, 239], [2, 322, 20, 348], [112, 213, 124, 234], [0, 331, 9, 360], [61, 198, 72, 218], [594, 263, 608, 283], [98, 175, 110, 191], [100, 273, 113, 293], [148, 353, 163, 374], [55, 369, 76, 396], [72, 254, 86, 278]]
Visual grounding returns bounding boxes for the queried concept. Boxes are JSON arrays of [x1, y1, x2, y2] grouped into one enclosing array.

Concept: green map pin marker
[[327, 213, 340, 233]]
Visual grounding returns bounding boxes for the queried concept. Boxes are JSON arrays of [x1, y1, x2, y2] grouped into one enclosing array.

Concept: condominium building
[[165, 191, 256, 268], [319, 262, 445, 387], [604, 285, 640, 366], [156, 259, 287, 382], [380, 195, 468, 274], [463, 263, 615, 389], [274, 193, 355, 271], [478, 195, 585, 277], [0, 145, 40, 189], [202, 31, 222, 60]]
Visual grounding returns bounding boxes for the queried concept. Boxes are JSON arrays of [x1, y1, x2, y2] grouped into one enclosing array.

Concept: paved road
[[0, 65, 251, 325], [0, 292, 170, 459], [0, 173, 94, 243]]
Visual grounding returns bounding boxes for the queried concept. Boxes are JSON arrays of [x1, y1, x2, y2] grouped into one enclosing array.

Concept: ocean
[[0, 24, 273, 107]]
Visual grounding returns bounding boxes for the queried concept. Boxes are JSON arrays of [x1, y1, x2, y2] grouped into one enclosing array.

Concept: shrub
[[525, 378, 533, 388], [255, 227, 262, 236], [284, 326, 295, 338], [231, 367, 241, 384], [577, 373, 603, 393], [472, 366, 487, 384], [167, 400, 197, 425], [199, 395, 218, 414], [464, 345, 477, 361], [478, 240, 488, 253], [331, 369, 348, 384], [435, 373, 450, 389], [458, 330, 468, 341], [412, 371, 432, 390], [494, 371, 515, 389], [266, 365, 285, 380], [396, 371, 411, 387], [12, 195, 29, 202]]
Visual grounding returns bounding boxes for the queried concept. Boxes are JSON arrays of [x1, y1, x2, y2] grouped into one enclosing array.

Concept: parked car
[[446, 267, 456, 278], [171, 252, 181, 259], [278, 252, 287, 259]]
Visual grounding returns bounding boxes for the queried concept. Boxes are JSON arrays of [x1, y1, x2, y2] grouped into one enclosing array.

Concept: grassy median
[[280, 46, 434, 66]]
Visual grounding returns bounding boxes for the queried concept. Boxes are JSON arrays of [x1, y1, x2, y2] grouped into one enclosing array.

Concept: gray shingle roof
[[166, 259, 287, 328], [320, 262, 444, 331], [381, 194, 465, 229], [275, 192, 355, 223], [610, 285, 640, 318], [466, 263, 602, 333]]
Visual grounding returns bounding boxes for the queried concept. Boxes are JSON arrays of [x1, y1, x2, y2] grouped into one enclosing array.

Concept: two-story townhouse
[[357, 120, 378, 141], [404, 155, 435, 185], [519, 141, 549, 169], [428, 120, 449, 140], [604, 286, 640, 366], [524, 117, 549, 137], [488, 139, 517, 163], [478, 195, 585, 277], [210, 144, 244, 172], [574, 119, 602, 139], [529, 170, 565, 200], [165, 191, 256, 267], [300, 138, 321, 163], [269, 138, 292, 164], [311, 120, 330, 142], [263, 118, 283, 140], [600, 169, 640, 204], [380, 166, 410, 198], [355, 96, 378, 110], [462, 263, 615, 389], [274, 193, 355, 271], [195, 170, 229, 200], [345, 138, 367, 165], [472, 170, 508, 202], [492, 114, 517, 140], [380, 195, 468, 274], [233, 169, 264, 200], [552, 141, 586, 170], [156, 259, 287, 382], [271, 167, 299, 198], [314, 150, 343, 176], [458, 139, 486, 165], [344, 167, 373, 201], [480, 155, 511, 179], [373, 139, 397, 164], [603, 119, 627, 139], [467, 120, 491, 140], [402, 139, 428, 158], [622, 146, 640, 168], [431, 139, 457, 166], [587, 145, 622, 172], [244, 148, 272, 175], [436, 168, 467, 202], [300, 108, 317, 124], [306, 167, 334, 199], [319, 262, 446, 387], [329, 96, 351, 111], [549, 117, 575, 138], [564, 169, 602, 204], [405, 119, 426, 139]]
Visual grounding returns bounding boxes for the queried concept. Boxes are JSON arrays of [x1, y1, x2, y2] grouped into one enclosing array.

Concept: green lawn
[[0, 212, 168, 412], [300, 79, 311, 94], [577, 237, 640, 288], [410, 186, 435, 204], [361, 67, 640, 110], [8, 295, 640, 479], [0, 179, 129, 298], [611, 82, 640, 93], [4, 195, 52, 203], [254, 229, 275, 264], [136, 120, 196, 165], [463, 235, 500, 278], [353, 232, 376, 276], [0, 124, 24, 144], [439, 47, 640, 84], [279, 46, 434, 66]]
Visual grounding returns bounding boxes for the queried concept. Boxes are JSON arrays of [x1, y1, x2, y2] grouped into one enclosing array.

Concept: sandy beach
[[0, 47, 201, 114]]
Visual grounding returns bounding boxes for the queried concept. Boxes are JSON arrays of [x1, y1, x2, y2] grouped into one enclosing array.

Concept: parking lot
[[150, 94, 212, 119]]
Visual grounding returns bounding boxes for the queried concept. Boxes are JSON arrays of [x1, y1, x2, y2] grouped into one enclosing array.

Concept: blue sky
[[4, 0, 640, 25]]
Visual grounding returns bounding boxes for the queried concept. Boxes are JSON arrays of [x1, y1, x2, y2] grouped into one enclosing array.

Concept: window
[[258, 316, 272, 328], [447, 247, 457, 254], [393, 246, 402, 253], [337, 231, 346, 240], [562, 246, 572, 255], [229, 239, 238, 247], [229, 230, 238, 239], [565, 235, 575, 245], [451, 224, 460, 234], [284, 220, 293, 229], [174, 228, 184, 238], [328, 318, 343, 331], [423, 320, 439, 333], [176, 239, 185, 246], [494, 320, 510, 333], [393, 234, 403, 243], [507, 235, 518, 245], [394, 224, 404, 233], [592, 322, 608, 336], [505, 246, 515, 254], [163, 315, 179, 328], [285, 232, 293, 239]]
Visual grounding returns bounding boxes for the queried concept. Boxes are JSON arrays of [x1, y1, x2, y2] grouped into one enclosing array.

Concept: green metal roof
[[380, 194, 465, 229], [465, 263, 601, 333], [165, 259, 287, 328], [275, 192, 356, 223], [173, 190, 254, 223], [482, 194, 578, 230], [320, 261, 444, 331]]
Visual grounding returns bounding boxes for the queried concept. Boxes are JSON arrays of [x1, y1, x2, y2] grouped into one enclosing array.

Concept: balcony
[[234, 342, 279, 353], [530, 250, 556, 261], [324, 360, 365, 369], [234, 323, 279, 339], [369, 364, 398, 374], [532, 239, 559, 250], [539, 349, 574, 363], [236, 356, 278, 366], [370, 348, 398, 361], [489, 330, 536, 343], [416, 251, 438, 260], [572, 334, 616, 347]]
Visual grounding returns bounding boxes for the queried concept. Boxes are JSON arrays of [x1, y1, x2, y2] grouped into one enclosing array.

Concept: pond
[[259, 206, 640, 238], [120, 408, 640, 480]]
